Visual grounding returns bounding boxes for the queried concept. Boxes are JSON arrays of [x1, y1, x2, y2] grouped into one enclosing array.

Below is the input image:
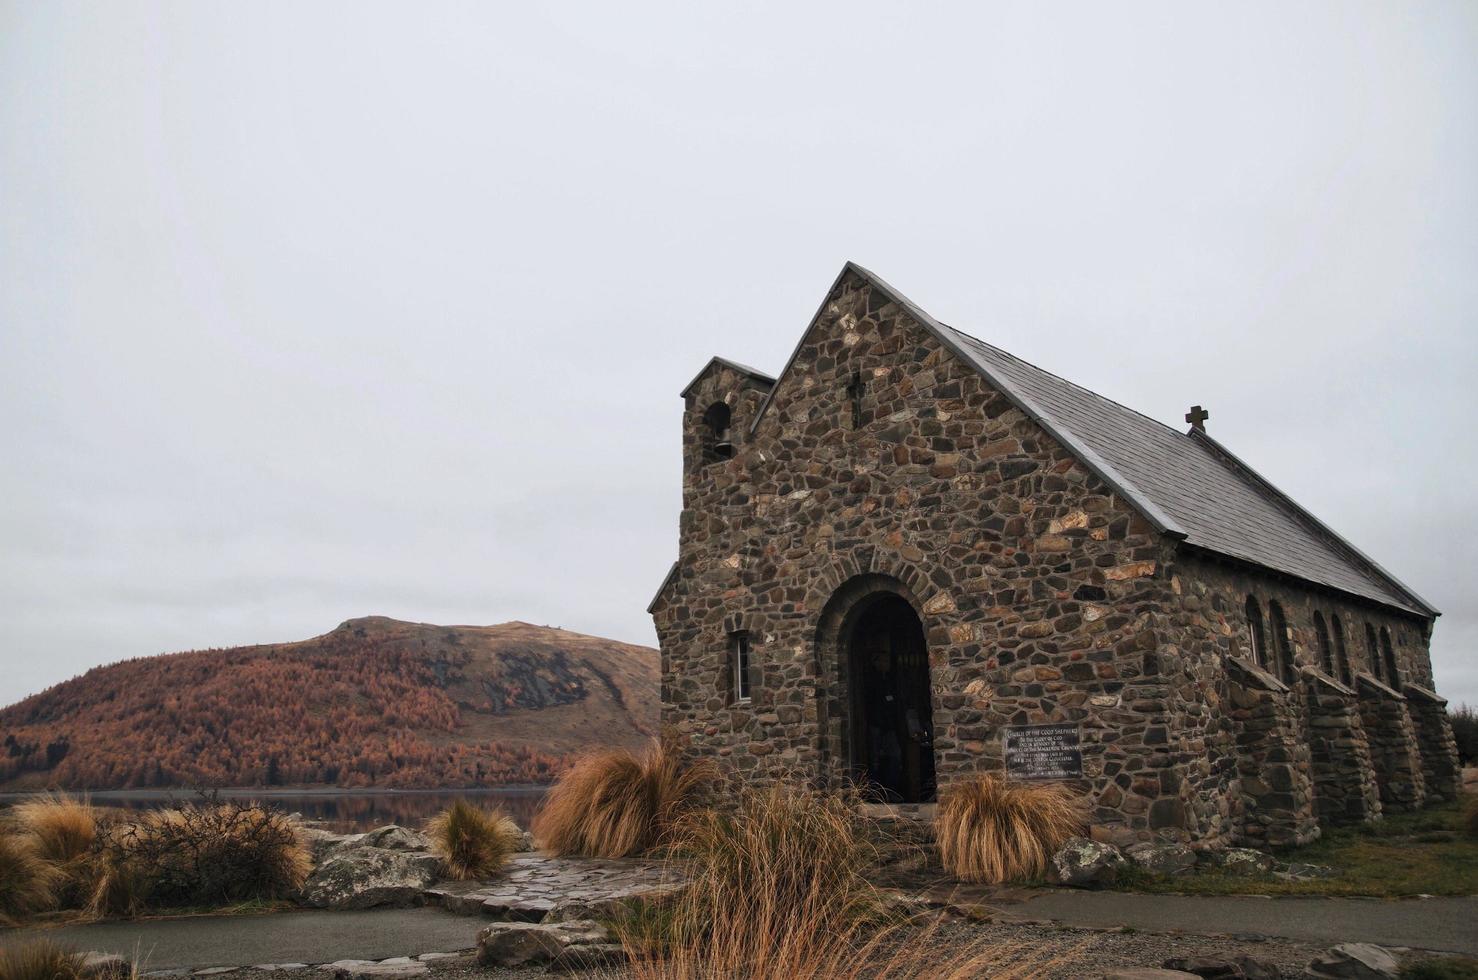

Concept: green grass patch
[[1119, 797, 1478, 897], [1403, 956, 1478, 980]]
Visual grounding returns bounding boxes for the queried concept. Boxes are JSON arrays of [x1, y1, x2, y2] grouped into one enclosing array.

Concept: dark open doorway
[[846, 594, 937, 803]]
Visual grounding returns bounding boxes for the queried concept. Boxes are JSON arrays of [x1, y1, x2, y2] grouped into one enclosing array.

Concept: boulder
[[302, 827, 367, 862], [80, 953, 129, 980], [1102, 971, 1200, 980], [302, 848, 443, 909], [1052, 837, 1128, 887], [476, 920, 613, 968], [516, 831, 536, 852], [1165, 954, 1282, 979], [1304, 944, 1399, 980], [1126, 842, 1197, 876], [1277, 863, 1336, 882], [1217, 848, 1275, 876], [359, 825, 433, 852], [326, 959, 429, 978]]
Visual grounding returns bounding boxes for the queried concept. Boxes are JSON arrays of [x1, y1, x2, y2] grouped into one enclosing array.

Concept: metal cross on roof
[[1185, 405, 1209, 433]]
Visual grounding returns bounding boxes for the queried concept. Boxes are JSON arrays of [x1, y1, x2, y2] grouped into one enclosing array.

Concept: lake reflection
[[0, 788, 548, 834]]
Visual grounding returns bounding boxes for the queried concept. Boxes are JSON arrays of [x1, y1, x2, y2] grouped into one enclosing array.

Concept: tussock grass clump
[[617, 780, 1071, 979], [533, 738, 716, 858], [936, 774, 1086, 883], [11, 793, 98, 864], [425, 799, 520, 879], [0, 832, 61, 925], [0, 939, 90, 980]]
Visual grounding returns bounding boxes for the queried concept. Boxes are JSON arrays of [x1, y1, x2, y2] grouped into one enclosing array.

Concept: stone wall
[[1356, 674, 1426, 813], [1301, 671, 1381, 827], [1403, 685, 1461, 803], [1224, 657, 1319, 847], [653, 269, 1205, 847], [652, 268, 1448, 851], [1158, 552, 1439, 837]]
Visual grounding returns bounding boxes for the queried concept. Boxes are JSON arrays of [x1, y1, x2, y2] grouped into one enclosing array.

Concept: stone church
[[648, 263, 1460, 849]]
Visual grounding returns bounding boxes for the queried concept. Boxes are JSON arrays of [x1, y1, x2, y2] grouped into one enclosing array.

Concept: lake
[[0, 787, 549, 834]]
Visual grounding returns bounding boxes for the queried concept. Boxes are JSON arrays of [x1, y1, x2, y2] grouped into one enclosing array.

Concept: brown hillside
[[0, 617, 658, 790]]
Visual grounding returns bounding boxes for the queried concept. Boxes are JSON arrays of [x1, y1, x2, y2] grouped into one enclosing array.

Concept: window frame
[[1244, 595, 1267, 670], [732, 630, 752, 704]]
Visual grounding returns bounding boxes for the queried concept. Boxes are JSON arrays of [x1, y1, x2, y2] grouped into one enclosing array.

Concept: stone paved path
[[944, 887, 1478, 956], [0, 908, 482, 973]]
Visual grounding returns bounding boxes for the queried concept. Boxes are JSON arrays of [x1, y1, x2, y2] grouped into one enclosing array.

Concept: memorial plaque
[[1004, 723, 1083, 780]]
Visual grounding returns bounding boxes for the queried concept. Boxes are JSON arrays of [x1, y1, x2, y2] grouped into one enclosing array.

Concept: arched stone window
[[1365, 623, 1381, 682], [1313, 611, 1334, 677], [1379, 627, 1399, 690], [1268, 600, 1294, 684], [1330, 613, 1352, 686], [1244, 596, 1267, 670], [701, 402, 734, 464]]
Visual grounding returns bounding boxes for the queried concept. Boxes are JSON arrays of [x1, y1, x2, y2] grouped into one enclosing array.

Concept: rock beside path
[[302, 848, 443, 910], [476, 919, 619, 969], [1216, 849, 1276, 876], [326, 958, 429, 979], [80, 953, 130, 979], [1102, 970, 1200, 979], [1165, 954, 1283, 978], [1304, 944, 1399, 980], [1053, 837, 1128, 886], [1126, 842, 1197, 876]]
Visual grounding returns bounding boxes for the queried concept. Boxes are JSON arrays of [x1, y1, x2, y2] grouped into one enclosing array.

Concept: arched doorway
[[842, 592, 937, 803]]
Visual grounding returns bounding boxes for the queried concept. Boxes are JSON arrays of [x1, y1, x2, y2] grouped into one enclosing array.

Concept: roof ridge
[[944, 325, 1191, 440]]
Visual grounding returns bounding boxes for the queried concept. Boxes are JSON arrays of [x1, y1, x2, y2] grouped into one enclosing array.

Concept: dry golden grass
[[11, 793, 97, 864], [533, 737, 717, 858], [425, 799, 521, 879], [613, 780, 1075, 979], [0, 939, 91, 980], [936, 774, 1086, 884], [0, 832, 61, 926]]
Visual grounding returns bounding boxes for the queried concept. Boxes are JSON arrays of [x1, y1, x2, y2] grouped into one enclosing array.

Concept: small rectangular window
[[733, 632, 752, 703]]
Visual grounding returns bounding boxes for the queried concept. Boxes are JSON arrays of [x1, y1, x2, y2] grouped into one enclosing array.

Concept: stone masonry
[[650, 263, 1460, 850]]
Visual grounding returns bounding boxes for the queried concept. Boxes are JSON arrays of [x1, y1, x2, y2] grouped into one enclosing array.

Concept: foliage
[[1403, 957, 1478, 980], [425, 798, 520, 879], [615, 781, 1069, 979], [1451, 704, 1478, 765], [935, 774, 1086, 884], [1464, 795, 1477, 841], [533, 737, 716, 858], [1123, 797, 1478, 897], [0, 940, 91, 980], [93, 801, 311, 908], [0, 832, 60, 925], [0, 627, 573, 790]]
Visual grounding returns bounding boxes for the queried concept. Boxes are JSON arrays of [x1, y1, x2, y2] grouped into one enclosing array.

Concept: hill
[[0, 617, 658, 790]]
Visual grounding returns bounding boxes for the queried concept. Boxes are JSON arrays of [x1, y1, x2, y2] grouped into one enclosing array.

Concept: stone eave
[[646, 561, 679, 615], [679, 356, 776, 400], [1173, 541, 1433, 624]]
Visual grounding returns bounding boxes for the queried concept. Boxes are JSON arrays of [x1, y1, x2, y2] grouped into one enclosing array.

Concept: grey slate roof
[[741, 262, 1437, 619], [948, 329, 1435, 617]]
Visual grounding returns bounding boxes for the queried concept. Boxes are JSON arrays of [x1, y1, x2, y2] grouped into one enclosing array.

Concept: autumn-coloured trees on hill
[[0, 627, 573, 789]]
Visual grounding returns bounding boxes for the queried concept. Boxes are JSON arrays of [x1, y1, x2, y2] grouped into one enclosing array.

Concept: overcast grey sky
[[2, 1, 1474, 710]]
